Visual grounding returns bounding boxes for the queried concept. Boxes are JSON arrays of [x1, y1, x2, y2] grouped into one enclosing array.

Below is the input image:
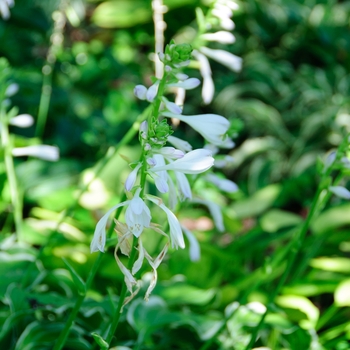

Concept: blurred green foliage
[[1, 0, 350, 349]]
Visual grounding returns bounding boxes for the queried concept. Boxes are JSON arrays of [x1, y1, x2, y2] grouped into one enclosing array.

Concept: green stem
[[22, 109, 149, 289], [0, 107, 23, 237], [243, 135, 350, 350], [105, 237, 139, 346], [53, 197, 126, 350], [35, 67, 53, 138]]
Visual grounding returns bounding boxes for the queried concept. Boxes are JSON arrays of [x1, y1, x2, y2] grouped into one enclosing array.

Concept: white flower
[[146, 81, 160, 102], [205, 173, 238, 193], [201, 31, 236, 44], [0, 0, 14, 20], [163, 111, 231, 147], [147, 196, 185, 249], [12, 145, 59, 161], [329, 186, 350, 200], [151, 154, 169, 193], [167, 135, 193, 152], [166, 78, 201, 90], [175, 171, 192, 200], [9, 114, 34, 128], [134, 85, 147, 100], [5, 83, 19, 97], [193, 198, 224, 232], [182, 226, 200, 261], [125, 188, 151, 237], [125, 163, 142, 191], [151, 149, 214, 174], [154, 146, 184, 159], [200, 46, 242, 72], [193, 50, 214, 105], [162, 97, 183, 114], [90, 201, 130, 253]]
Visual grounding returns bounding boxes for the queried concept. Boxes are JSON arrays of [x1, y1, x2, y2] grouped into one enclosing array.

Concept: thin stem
[[105, 237, 139, 345], [36, 6, 66, 138], [22, 109, 149, 288], [243, 136, 350, 350], [53, 196, 126, 350], [152, 0, 166, 79], [0, 107, 23, 238]]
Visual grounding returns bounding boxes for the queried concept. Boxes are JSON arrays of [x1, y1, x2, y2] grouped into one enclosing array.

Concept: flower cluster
[[90, 42, 236, 304], [193, 0, 242, 104]]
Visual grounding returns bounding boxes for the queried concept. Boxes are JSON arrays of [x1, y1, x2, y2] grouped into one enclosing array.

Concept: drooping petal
[[167, 135, 193, 152], [206, 173, 238, 193], [151, 149, 214, 175], [132, 238, 145, 275], [193, 198, 225, 232], [329, 186, 350, 200], [12, 145, 59, 161], [200, 46, 242, 72], [167, 78, 201, 90], [163, 111, 230, 147], [182, 226, 200, 261], [174, 171, 192, 200], [151, 154, 169, 193], [90, 201, 130, 253], [146, 196, 185, 249], [146, 81, 160, 102], [201, 31, 236, 44], [9, 114, 34, 128], [125, 163, 142, 191]]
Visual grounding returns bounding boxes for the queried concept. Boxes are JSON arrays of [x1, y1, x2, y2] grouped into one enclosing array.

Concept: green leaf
[[310, 257, 350, 273], [311, 204, 350, 234], [91, 332, 109, 349], [230, 184, 282, 219], [62, 258, 86, 295], [92, 1, 152, 28], [276, 295, 319, 329], [260, 209, 302, 233]]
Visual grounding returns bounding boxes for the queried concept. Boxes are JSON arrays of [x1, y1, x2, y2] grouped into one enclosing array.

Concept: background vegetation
[[1, 0, 350, 349]]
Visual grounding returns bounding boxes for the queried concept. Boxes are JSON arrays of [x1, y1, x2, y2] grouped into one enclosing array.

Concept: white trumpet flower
[[167, 78, 201, 90], [125, 188, 151, 237], [147, 195, 185, 249], [12, 145, 59, 161], [163, 111, 231, 147], [90, 201, 130, 253], [151, 149, 214, 174], [200, 46, 242, 72], [329, 186, 350, 200], [167, 135, 193, 152], [9, 114, 34, 128]]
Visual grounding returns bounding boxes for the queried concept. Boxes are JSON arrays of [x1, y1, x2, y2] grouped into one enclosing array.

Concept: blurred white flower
[[0, 0, 14, 20], [193, 50, 214, 105], [200, 46, 242, 72], [12, 145, 59, 161], [5, 83, 19, 97], [182, 226, 200, 261], [201, 31, 236, 44], [205, 173, 238, 192], [193, 198, 225, 232], [329, 186, 350, 200], [9, 114, 34, 128]]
